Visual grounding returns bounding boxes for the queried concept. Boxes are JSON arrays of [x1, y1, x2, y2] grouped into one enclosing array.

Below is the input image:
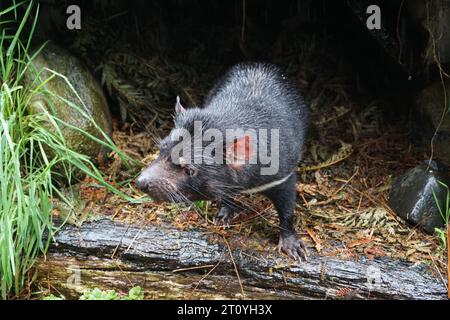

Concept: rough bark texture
[[35, 218, 447, 299]]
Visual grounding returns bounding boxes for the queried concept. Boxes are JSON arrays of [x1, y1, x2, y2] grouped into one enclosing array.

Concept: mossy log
[[35, 219, 447, 300]]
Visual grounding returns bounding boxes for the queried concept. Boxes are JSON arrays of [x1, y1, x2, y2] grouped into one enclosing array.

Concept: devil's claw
[[278, 233, 308, 262], [213, 207, 235, 227]]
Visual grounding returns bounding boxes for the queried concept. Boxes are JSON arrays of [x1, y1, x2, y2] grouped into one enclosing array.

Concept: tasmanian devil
[[136, 62, 310, 260]]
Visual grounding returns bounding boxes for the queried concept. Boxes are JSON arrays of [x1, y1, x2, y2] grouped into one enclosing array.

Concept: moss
[[24, 41, 112, 163]]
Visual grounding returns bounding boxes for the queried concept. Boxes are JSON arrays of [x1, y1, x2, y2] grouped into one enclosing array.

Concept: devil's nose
[[135, 176, 148, 192]]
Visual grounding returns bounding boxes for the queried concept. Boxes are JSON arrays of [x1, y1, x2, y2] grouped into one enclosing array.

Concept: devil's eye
[[184, 167, 197, 176]]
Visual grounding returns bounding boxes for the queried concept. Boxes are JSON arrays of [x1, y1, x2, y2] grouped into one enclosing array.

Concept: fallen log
[[35, 218, 447, 299]]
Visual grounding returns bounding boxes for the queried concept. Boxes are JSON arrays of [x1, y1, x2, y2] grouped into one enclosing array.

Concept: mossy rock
[[24, 42, 112, 174]]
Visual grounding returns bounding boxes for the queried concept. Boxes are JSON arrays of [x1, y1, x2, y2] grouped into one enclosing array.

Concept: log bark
[[35, 218, 447, 300]]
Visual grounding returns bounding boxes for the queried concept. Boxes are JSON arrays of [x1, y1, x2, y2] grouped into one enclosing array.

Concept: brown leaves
[[80, 176, 110, 204], [347, 237, 373, 248], [298, 141, 353, 173], [306, 228, 323, 253], [174, 210, 201, 229]]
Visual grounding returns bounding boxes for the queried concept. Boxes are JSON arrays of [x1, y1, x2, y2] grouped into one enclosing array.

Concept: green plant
[[124, 286, 144, 300], [0, 1, 140, 299], [194, 200, 209, 211], [80, 288, 119, 300], [79, 286, 144, 300], [42, 286, 144, 300], [434, 228, 447, 249], [433, 181, 450, 249]]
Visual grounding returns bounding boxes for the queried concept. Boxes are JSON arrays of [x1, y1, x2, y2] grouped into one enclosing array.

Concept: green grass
[[0, 1, 139, 299], [433, 181, 450, 250]]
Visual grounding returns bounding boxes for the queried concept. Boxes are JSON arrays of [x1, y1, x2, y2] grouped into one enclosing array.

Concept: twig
[[332, 165, 359, 196], [424, 0, 450, 168], [223, 236, 245, 298], [428, 253, 448, 292], [241, 0, 246, 43], [172, 265, 215, 273], [125, 220, 150, 253], [396, 0, 405, 65], [188, 258, 223, 299], [111, 224, 130, 259], [298, 141, 353, 172], [238, 0, 248, 57], [111, 259, 134, 287]]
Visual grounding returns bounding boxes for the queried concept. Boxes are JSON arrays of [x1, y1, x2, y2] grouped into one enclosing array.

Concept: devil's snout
[[135, 165, 156, 192], [135, 174, 148, 192], [135, 162, 167, 196]]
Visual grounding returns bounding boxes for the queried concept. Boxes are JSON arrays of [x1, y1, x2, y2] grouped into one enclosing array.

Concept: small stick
[[223, 236, 245, 298], [189, 259, 223, 299], [172, 265, 215, 273], [111, 225, 130, 259], [428, 253, 447, 293]]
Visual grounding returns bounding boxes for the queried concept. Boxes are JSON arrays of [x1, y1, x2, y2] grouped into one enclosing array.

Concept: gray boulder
[[388, 160, 449, 234], [24, 41, 112, 163]]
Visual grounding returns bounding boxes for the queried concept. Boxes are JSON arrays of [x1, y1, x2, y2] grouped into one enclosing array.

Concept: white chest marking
[[241, 173, 293, 194]]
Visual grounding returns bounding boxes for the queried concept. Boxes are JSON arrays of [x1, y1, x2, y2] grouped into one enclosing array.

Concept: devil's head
[[135, 97, 255, 203]]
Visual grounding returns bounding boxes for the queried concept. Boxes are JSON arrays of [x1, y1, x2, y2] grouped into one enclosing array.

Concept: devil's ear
[[225, 134, 254, 169], [175, 96, 186, 114]]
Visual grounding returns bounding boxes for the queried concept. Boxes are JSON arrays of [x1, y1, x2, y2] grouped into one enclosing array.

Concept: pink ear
[[226, 134, 253, 169], [175, 96, 185, 114]]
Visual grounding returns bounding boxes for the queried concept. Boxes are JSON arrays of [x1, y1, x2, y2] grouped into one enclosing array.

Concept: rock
[[23, 41, 112, 165], [414, 80, 450, 163], [388, 160, 449, 234]]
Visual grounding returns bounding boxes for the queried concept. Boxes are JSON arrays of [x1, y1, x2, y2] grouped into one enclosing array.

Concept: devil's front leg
[[213, 197, 238, 227], [262, 173, 308, 261]]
